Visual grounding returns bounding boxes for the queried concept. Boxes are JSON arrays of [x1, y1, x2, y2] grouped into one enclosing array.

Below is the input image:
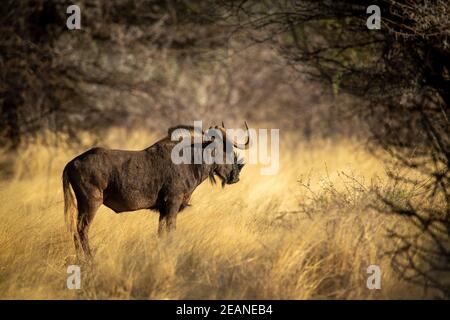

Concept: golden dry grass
[[0, 129, 425, 299]]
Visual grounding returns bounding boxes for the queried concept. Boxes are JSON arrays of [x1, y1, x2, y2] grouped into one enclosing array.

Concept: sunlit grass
[[0, 129, 424, 299]]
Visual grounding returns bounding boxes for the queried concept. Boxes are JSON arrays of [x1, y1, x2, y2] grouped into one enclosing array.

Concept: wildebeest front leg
[[158, 195, 183, 236], [166, 210, 178, 232], [158, 214, 167, 237]]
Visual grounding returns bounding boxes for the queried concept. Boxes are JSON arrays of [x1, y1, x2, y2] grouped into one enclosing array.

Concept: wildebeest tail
[[62, 163, 77, 235]]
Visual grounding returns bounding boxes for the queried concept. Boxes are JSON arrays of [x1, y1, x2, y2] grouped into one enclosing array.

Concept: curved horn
[[215, 121, 250, 150], [233, 121, 250, 150]]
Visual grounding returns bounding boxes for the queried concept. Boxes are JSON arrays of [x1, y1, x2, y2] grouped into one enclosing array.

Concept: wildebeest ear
[[237, 163, 245, 171]]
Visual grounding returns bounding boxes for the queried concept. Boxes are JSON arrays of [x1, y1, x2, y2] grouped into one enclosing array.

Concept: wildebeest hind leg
[[75, 197, 102, 259]]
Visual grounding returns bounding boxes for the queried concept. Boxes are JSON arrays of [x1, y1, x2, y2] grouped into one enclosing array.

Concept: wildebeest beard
[[207, 151, 244, 188]]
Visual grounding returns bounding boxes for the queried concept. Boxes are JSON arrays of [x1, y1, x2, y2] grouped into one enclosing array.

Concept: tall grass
[[0, 129, 425, 299]]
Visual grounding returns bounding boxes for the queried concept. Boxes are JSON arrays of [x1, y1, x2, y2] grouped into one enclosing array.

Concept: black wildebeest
[[62, 123, 250, 258]]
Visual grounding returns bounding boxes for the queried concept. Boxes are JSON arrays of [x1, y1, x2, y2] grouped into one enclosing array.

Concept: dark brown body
[[63, 127, 246, 258]]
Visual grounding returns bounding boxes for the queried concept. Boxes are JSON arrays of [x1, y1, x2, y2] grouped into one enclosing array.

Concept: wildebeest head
[[169, 121, 250, 187], [212, 152, 245, 186], [208, 122, 250, 187]]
